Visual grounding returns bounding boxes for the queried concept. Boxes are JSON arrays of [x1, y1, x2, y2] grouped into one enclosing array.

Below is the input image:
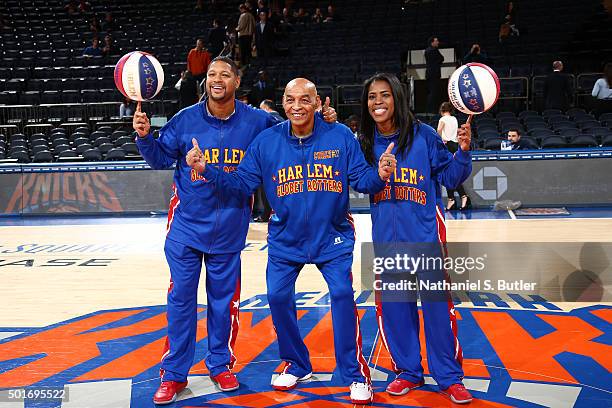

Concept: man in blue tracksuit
[[187, 78, 396, 404], [133, 57, 278, 404], [134, 57, 339, 405]]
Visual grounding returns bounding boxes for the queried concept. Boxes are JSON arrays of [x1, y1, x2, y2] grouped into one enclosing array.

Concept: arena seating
[[0, 0, 610, 163]]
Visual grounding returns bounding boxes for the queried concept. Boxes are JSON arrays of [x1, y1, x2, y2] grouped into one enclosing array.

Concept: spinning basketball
[[114, 51, 164, 102], [448, 63, 500, 115]]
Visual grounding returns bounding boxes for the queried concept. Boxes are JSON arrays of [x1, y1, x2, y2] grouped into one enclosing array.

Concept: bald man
[[186, 78, 397, 404]]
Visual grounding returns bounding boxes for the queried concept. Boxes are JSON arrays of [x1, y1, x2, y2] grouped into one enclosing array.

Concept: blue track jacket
[[136, 100, 277, 253], [202, 115, 387, 263], [369, 123, 472, 243]]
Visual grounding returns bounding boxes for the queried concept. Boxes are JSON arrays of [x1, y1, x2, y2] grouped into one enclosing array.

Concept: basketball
[[447, 63, 500, 115], [114, 51, 164, 102]]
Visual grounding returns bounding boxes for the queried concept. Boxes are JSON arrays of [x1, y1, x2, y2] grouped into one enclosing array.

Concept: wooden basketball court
[[0, 213, 611, 407]]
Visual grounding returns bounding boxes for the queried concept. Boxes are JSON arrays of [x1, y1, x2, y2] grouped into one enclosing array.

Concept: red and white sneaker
[[153, 380, 188, 405], [211, 371, 240, 392], [386, 378, 425, 396], [440, 383, 473, 404], [350, 382, 373, 405]]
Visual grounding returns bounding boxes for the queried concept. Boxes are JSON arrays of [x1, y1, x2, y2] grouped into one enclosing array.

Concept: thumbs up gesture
[[378, 142, 396, 181], [186, 138, 206, 174], [321, 96, 338, 123]]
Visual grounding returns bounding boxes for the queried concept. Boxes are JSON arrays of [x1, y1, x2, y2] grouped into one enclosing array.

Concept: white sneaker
[[271, 372, 312, 391], [350, 382, 373, 404]]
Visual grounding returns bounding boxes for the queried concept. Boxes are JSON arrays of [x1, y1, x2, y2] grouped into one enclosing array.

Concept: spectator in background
[[175, 70, 200, 109], [592, 62, 612, 117], [294, 8, 309, 24], [187, 38, 211, 84], [502, 128, 529, 150], [194, 0, 205, 13], [208, 19, 227, 58], [245, 0, 257, 16], [504, 1, 517, 24], [101, 34, 114, 56], [83, 37, 103, 57], [119, 98, 135, 118], [89, 15, 101, 33], [236, 4, 256, 68], [544, 61, 573, 111], [249, 70, 275, 106], [78, 0, 91, 13], [281, 7, 294, 24], [253, 98, 277, 222], [255, 10, 275, 65], [437, 102, 471, 210], [100, 12, 117, 32], [312, 8, 324, 24], [425, 36, 443, 114], [325, 5, 336, 22], [65, 0, 79, 15], [257, 0, 269, 16], [463, 44, 488, 65], [345, 114, 360, 138], [259, 99, 283, 121]]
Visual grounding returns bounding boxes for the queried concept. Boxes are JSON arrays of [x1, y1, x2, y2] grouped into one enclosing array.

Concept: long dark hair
[[359, 73, 416, 165]]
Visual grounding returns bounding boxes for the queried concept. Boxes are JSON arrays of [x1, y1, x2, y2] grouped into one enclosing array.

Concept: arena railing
[[497, 77, 529, 111], [0, 100, 176, 134]]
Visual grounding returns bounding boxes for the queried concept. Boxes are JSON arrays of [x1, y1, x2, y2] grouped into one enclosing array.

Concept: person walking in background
[[208, 19, 227, 58], [544, 61, 573, 112], [236, 4, 256, 68], [186, 38, 211, 84], [592, 62, 612, 117], [437, 102, 471, 211], [255, 10, 275, 65], [425, 36, 444, 114]]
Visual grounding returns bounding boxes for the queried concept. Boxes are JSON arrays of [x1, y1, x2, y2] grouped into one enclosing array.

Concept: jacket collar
[[201, 97, 239, 125], [284, 113, 322, 146]]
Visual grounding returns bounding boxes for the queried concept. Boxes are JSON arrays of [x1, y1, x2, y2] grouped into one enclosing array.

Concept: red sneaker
[[440, 383, 473, 404], [386, 378, 425, 396], [153, 380, 188, 405], [211, 371, 240, 392]]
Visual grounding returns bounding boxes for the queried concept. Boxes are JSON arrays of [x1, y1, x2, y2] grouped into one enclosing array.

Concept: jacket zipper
[[300, 137, 311, 262], [209, 122, 223, 252]]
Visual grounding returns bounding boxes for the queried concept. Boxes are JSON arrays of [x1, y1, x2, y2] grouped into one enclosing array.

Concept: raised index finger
[[324, 96, 330, 109], [384, 142, 395, 155], [136, 101, 142, 113]]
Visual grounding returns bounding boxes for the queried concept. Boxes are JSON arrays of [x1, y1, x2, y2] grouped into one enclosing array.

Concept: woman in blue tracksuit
[[359, 73, 474, 404]]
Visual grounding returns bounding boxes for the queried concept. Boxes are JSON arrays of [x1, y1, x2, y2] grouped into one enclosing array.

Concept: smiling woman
[[358, 72, 475, 404]]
